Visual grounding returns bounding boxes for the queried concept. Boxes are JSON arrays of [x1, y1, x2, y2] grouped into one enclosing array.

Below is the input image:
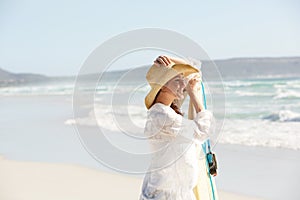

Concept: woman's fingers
[[187, 77, 201, 92], [153, 60, 161, 66], [189, 78, 198, 85], [155, 55, 172, 66], [160, 56, 171, 65]]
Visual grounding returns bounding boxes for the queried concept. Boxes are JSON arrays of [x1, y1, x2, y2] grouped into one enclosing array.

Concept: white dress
[[139, 103, 213, 200]]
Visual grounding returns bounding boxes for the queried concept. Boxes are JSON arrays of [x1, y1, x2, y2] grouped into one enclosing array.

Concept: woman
[[139, 55, 215, 200]]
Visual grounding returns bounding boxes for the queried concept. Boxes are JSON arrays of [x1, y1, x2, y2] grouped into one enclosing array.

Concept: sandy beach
[[0, 155, 266, 200], [1, 93, 300, 200]]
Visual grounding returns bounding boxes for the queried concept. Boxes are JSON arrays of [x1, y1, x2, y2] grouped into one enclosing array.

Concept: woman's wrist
[[169, 57, 189, 65], [189, 92, 204, 113]]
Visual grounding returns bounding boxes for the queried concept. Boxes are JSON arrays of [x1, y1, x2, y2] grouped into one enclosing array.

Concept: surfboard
[[193, 81, 219, 200], [193, 144, 219, 200]]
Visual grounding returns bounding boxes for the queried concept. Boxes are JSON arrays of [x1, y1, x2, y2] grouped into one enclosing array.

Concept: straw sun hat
[[145, 62, 199, 109]]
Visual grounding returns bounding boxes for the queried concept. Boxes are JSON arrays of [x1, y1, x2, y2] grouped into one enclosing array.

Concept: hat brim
[[145, 63, 199, 109]]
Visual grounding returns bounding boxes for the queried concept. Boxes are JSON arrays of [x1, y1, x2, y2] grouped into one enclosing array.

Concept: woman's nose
[[182, 77, 189, 87], [180, 79, 187, 87]]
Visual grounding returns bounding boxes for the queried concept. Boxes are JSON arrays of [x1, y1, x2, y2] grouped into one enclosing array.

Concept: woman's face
[[162, 74, 187, 100]]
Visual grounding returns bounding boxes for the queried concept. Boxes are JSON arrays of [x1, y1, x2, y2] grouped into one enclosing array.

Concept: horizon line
[[1, 55, 300, 77]]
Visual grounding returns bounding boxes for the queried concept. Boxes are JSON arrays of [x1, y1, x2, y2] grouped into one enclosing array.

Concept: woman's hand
[[185, 73, 202, 95], [185, 73, 204, 113], [154, 55, 189, 67], [154, 55, 173, 66]]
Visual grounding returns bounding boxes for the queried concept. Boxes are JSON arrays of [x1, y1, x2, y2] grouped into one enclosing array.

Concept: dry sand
[[0, 156, 266, 200]]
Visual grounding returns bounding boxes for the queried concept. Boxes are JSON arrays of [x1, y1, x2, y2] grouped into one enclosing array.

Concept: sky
[[0, 0, 300, 76]]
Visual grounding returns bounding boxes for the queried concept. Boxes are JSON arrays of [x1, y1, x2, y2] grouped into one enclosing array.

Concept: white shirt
[[140, 103, 213, 200]]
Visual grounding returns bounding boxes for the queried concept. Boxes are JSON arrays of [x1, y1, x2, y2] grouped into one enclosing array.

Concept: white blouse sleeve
[[144, 109, 181, 141], [144, 104, 213, 144], [181, 110, 213, 144]]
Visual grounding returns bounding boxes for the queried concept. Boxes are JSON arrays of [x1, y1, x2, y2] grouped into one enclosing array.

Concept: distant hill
[[1, 57, 300, 87], [102, 57, 300, 81], [0, 68, 50, 87], [205, 57, 300, 80]]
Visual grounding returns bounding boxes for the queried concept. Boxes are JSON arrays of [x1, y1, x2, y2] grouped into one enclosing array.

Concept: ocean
[[1, 76, 299, 151]]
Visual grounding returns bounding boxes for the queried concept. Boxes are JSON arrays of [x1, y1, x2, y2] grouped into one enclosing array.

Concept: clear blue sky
[[1, 0, 300, 76]]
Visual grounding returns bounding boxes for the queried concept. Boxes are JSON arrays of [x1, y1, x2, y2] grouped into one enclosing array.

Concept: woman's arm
[[185, 74, 204, 113], [154, 55, 189, 66]]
